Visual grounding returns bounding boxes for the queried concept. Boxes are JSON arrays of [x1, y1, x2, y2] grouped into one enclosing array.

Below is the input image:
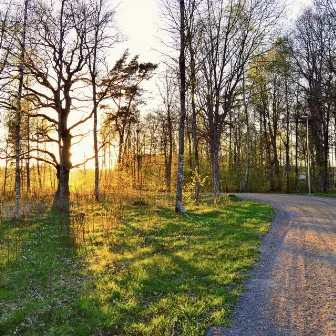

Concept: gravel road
[[206, 193, 336, 336]]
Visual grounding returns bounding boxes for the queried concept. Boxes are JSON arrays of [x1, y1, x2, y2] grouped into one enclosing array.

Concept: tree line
[[0, 0, 335, 216]]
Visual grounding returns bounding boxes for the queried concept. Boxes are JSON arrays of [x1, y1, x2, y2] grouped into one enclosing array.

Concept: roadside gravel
[[206, 194, 336, 336]]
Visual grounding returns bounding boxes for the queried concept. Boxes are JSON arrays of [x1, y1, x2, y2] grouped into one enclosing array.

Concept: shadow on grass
[[81, 201, 272, 335], [0, 207, 110, 336], [0, 199, 273, 336]]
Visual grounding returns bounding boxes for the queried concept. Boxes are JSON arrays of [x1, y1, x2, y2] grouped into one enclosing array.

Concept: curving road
[[206, 193, 336, 336]]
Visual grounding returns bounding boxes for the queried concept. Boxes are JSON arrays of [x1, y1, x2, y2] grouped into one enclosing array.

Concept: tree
[[99, 51, 157, 171], [84, 0, 118, 201], [13, 0, 29, 217], [0, 3, 13, 77], [198, 0, 281, 202], [22, 0, 103, 211], [292, 8, 333, 191], [175, 0, 187, 214], [157, 70, 177, 192], [248, 38, 292, 191], [185, 0, 203, 203]]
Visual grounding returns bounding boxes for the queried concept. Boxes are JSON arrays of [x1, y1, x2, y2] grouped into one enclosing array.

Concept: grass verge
[[0, 197, 273, 335]]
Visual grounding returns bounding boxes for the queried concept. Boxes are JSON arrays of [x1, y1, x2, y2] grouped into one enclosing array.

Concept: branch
[[33, 149, 59, 165], [68, 111, 94, 131], [28, 156, 57, 168], [71, 154, 95, 168], [29, 113, 58, 125], [71, 142, 107, 168]]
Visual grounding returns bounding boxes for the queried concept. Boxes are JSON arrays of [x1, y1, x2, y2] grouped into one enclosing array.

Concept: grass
[[0, 195, 273, 335], [313, 191, 336, 197]]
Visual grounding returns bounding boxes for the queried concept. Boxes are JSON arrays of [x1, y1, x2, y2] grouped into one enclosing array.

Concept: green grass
[[313, 191, 336, 197], [0, 196, 273, 335]]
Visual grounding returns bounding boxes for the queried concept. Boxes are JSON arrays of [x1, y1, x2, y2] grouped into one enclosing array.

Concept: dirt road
[[206, 194, 336, 336]]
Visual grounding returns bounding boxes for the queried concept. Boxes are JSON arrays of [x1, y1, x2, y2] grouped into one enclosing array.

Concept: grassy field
[[0, 195, 273, 335]]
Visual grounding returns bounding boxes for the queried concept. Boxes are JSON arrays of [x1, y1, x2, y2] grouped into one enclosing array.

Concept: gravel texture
[[206, 193, 336, 336]]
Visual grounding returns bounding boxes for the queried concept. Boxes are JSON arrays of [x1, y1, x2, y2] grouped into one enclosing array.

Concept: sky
[[114, 0, 313, 58], [115, 0, 160, 62]]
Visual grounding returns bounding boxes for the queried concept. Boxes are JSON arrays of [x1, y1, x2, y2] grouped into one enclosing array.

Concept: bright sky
[[116, 0, 160, 61]]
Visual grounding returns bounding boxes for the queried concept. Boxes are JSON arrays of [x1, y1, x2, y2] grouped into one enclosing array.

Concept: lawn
[[0, 196, 273, 335]]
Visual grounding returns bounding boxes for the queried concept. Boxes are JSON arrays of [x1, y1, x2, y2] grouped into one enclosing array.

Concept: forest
[[0, 0, 335, 334], [0, 0, 336, 213]]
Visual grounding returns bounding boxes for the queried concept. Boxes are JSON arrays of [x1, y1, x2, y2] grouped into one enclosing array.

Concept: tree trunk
[[243, 74, 250, 192], [14, 0, 29, 217], [26, 114, 31, 193], [54, 125, 72, 212], [167, 107, 173, 192], [236, 124, 242, 191], [175, 0, 186, 214], [2, 140, 9, 197], [285, 78, 290, 193], [211, 129, 221, 205], [93, 99, 99, 201], [189, 43, 200, 203], [295, 99, 299, 187], [89, 3, 102, 202]]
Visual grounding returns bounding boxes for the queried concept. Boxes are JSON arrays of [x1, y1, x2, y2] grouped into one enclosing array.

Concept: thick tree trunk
[[309, 95, 328, 192], [55, 165, 70, 209], [54, 126, 72, 212]]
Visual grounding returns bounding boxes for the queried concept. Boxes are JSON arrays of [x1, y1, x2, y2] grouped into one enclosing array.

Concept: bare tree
[[21, 0, 102, 211], [198, 0, 281, 203], [0, 3, 13, 77], [14, 0, 29, 217], [175, 0, 187, 214], [0, 3, 14, 199], [99, 52, 157, 170], [185, 0, 203, 203], [157, 70, 177, 192], [292, 8, 333, 191], [84, 0, 118, 201]]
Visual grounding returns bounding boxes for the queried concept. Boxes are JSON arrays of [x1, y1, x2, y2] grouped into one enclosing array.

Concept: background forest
[[0, 0, 336, 213]]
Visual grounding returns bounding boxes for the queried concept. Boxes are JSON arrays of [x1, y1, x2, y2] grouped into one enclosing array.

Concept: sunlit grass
[[0, 195, 273, 335]]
